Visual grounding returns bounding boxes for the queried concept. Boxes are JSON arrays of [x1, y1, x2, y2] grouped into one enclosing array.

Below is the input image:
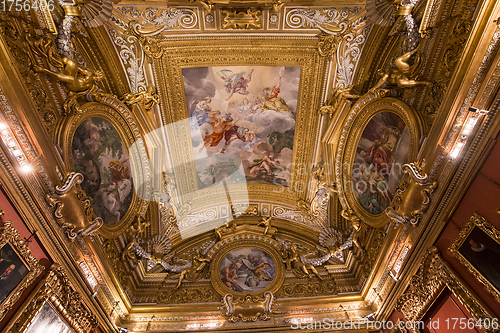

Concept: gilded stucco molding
[[395, 248, 497, 332]]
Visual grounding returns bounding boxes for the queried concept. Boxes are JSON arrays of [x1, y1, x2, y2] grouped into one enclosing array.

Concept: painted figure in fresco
[[262, 74, 292, 113], [354, 125, 402, 214], [101, 159, 132, 222], [217, 69, 254, 101], [175, 248, 211, 289], [191, 97, 215, 127], [199, 113, 240, 152], [220, 263, 238, 289], [249, 153, 281, 177]]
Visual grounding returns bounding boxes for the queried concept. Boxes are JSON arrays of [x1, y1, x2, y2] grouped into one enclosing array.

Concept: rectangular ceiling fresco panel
[[183, 66, 300, 188]]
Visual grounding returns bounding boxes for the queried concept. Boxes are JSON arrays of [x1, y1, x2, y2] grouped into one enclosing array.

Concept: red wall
[[0, 185, 53, 331], [434, 133, 500, 319]]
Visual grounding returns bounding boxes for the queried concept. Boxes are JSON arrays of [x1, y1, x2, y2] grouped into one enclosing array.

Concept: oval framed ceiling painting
[[210, 239, 285, 296], [60, 101, 150, 237], [339, 97, 423, 228], [72, 117, 133, 226]]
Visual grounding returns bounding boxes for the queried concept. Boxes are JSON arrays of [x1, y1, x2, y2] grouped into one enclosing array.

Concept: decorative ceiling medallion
[[221, 8, 263, 29], [332, 96, 423, 228], [210, 239, 285, 296]]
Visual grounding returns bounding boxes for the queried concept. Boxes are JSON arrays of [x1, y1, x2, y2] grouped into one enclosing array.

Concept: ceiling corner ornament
[[221, 291, 276, 322], [0, 221, 44, 323], [45, 172, 103, 240], [221, 8, 263, 30], [395, 247, 497, 331], [385, 160, 438, 227], [4, 263, 98, 333]]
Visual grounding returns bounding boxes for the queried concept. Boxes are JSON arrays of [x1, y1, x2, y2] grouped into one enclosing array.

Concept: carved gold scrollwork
[[221, 292, 275, 322], [45, 172, 103, 240], [395, 248, 497, 332], [317, 33, 342, 57]]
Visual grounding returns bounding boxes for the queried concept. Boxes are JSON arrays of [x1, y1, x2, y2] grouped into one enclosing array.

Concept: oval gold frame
[[339, 97, 423, 228], [57, 101, 151, 238], [210, 238, 285, 297]]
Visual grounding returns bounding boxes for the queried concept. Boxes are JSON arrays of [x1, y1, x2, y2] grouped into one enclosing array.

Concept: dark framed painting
[[0, 221, 43, 322], [450, 213, 500, 303]]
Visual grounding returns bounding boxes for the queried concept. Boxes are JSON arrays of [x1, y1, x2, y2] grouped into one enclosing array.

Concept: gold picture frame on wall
[[4, 263, 97, 333], [210, 238, 285, 297], [0, 221, 44, 323], [334, 96, 423, 228], [396, 247, 497, 333], [449, 213, 500, 303]]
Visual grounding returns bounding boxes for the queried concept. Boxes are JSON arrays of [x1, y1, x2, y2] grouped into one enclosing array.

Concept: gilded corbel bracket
[[45, 172, 103, 240], [221, 291, 275, 322], [385, 161, 438, 227]]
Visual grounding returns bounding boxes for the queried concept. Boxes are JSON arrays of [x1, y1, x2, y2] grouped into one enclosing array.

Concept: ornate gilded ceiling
[[0, 0, 499, 330]]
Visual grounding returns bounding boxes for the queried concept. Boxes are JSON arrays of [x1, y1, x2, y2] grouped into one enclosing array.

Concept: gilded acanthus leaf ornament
[[317, 33, 343, 57], [221, 8, 263, 30]]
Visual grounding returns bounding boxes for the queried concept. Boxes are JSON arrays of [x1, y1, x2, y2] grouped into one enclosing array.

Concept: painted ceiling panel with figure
[[184, 66, 300, 187]]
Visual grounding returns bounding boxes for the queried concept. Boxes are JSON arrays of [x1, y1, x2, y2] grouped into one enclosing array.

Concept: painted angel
[[217, 69, 254, 101]]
